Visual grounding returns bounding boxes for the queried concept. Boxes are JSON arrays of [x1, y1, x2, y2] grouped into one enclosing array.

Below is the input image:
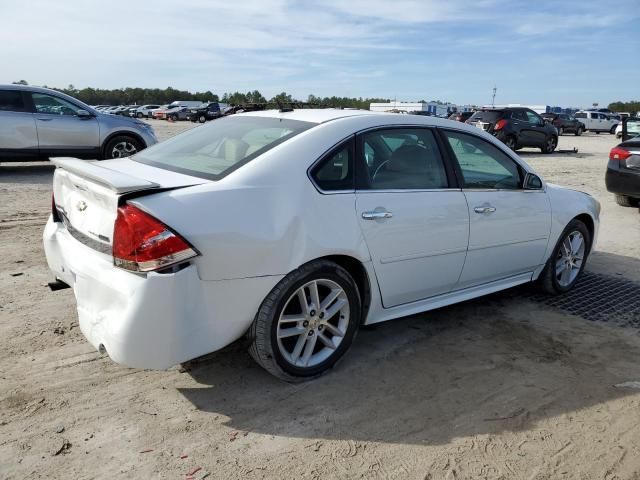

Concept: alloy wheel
[[111, 141, 137, 158], [276, 279, 350, 368], [555, 230, 585, 287]]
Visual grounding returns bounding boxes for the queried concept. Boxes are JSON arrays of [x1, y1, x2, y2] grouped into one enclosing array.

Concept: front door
[[523, 110, 548, 146], [30, 92, 99, 156], [442, 129, 551, 288], [355, 127, 469, 308]]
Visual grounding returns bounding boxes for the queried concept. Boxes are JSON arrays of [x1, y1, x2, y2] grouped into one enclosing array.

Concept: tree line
[[12, 81, 391, 109], [607, 101, 640, 114]]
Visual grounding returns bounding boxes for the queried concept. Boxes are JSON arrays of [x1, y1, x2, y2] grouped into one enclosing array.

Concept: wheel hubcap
[[111, 141, 137, 158], [276, 279, 350, 368], [555, 230, 585, 287]]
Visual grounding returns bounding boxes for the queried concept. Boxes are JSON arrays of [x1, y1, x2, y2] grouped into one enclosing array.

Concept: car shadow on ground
[[179, 277, 640, 446], [0, 162, 55, 185], [517, 149, 594, 159]]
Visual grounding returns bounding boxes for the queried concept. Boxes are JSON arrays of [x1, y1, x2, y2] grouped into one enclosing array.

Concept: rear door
[[31, 92, 100, 156], [441, 129, 551, 288], [354, 127, 469, 307], [0, 89, 38, 157]]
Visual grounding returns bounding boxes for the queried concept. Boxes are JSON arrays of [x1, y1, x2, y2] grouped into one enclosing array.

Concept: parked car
[[152, 105, 172, 120], [605, 131, 640, 207], [0, 85, 157, 160], [541, 113, 585, 136], [448, 111, 474, 123], [466, 107, 558, 153], [615, 117, 640, 140], [131, 104, 161, 119], [44, 109, 599, 381], [574, 111, 618, 134], [189, 102, 222, 123], [165, 106, 194, 121]]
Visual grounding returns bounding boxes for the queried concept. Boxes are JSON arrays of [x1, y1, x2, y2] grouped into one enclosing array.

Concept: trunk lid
[[52, 157, 207, 250]]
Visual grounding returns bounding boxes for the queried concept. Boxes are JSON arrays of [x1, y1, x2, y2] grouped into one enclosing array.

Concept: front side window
[[310, 139, 353, 191], [590, 113, 599, 119], [511, 110, 528, 121], [0, 90, 26, 112], [32, 93, 83, 115], [525, 110, 542, 124], [359, 128, 448, 190], [134, 116, 314, 180], [444, 130, 523, 190]]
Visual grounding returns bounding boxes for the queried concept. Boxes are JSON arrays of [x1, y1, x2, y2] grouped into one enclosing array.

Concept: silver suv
[[0, 85, 157, 161]]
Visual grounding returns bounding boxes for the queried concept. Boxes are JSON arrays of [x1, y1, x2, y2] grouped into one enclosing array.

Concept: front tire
[[538, 219, 590, 294], [248, 260, 361, 382], [541, 135, 557, 154], [504, 135, 517, 150], [575, 127, 583, 136], [198, 115, 206, 123], [103, 135, 143, 159], [558, 127, 564, 136]]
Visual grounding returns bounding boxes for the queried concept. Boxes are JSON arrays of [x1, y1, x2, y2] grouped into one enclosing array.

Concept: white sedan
[[44, 109, 600, 381]]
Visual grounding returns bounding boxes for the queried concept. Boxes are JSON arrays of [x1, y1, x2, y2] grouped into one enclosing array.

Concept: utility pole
[[492, 85, 497, 107]]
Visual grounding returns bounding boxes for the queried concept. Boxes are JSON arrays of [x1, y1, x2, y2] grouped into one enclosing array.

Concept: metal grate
[[524, 271, 640, 328]]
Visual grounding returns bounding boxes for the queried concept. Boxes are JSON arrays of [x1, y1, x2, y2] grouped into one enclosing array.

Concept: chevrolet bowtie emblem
[[76, 200, 88, 212]]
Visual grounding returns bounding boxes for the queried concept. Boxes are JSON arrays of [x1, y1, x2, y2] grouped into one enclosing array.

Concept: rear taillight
[[494, 119, 507, 131], [112, 204, 197, 272], [610, 147, 631, 161]]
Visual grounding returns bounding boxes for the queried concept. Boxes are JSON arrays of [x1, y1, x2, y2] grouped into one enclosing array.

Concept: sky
[[1, 0, 638, 107]]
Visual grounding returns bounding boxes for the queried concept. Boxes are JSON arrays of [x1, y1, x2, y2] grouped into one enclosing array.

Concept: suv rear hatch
[[52, 157, 207, 253], [467, 110, 504, 132]]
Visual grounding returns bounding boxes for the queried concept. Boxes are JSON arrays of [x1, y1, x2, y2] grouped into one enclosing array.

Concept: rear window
[[468, 110, 503, 122], [134, 116, 314, 180]]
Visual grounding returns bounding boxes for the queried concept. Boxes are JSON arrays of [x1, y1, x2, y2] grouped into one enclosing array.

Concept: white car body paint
[[43, 109, 600, 370]]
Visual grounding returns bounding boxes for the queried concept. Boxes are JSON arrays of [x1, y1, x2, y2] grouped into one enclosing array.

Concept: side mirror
[[524, 173, 543, 190], [77, 109, 93, 119]]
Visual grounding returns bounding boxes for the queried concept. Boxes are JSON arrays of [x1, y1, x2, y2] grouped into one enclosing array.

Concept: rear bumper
[[605, 166, 640, 198], [43, 218, 282, 369]]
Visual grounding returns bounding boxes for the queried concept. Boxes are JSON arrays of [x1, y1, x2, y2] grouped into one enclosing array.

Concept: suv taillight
[[494, 119, 507, 131], [112, 204, 197, 272], [610, 147, 631, 162]]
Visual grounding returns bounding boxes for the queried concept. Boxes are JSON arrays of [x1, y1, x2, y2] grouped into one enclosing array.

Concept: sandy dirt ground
[[1, 120, 640, 480]]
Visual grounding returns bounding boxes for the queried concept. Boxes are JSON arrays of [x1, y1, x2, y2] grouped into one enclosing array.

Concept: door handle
[[362, 210, 393, 220], [474, 205, 496, 214]]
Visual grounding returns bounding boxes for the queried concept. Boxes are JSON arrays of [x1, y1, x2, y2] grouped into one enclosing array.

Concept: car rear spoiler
[[51, 158, 160, 194]]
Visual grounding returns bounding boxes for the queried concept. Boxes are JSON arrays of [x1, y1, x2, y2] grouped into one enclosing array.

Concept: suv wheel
[[170, 114, 178, 122], [248, 259, 361, 382], [615, 195, 639, 208], [104, 135, 142, 159], [558, 127, 564, 136], [198, 115, 206, 123], [541, 136, 557, 154], [610, 125, 617, 134], [136, 112, 143, 118], [504, 135, 517, 150], [575, 127, 583, 136]]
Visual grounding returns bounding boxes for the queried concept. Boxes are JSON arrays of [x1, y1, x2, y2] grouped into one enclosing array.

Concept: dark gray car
[[0, 85, 157, 160]]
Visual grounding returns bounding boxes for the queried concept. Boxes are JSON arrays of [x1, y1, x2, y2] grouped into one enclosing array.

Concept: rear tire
[[136, 112, 143, 118], [248, 260, 361, 382], [170, 114, 178, 122], [615, 195, 639, 207], [504, 135, 517, 150], [537, 219, 590, 294], [610, 126, 617, 134], [575, 127, 583, 136]]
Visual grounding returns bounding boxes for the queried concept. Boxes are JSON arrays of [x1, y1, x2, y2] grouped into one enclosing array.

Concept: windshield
[[134, 116, 314, 180], [468, 111, 503, 122]]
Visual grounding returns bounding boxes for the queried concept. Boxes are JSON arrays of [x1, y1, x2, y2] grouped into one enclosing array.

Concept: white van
[[574, 111, 618, 134]]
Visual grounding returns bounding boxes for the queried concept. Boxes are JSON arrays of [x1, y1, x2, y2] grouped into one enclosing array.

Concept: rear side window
[[444, 130, 523, 189], [0, 90, 26, 112], [134, 116, 314, 180], [310, 139, 354, 191], [575, 113, 586, 118], [359, 128, 448, 190]]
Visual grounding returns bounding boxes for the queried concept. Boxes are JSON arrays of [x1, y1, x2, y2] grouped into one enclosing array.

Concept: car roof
[[240, 108, 383, 124]]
